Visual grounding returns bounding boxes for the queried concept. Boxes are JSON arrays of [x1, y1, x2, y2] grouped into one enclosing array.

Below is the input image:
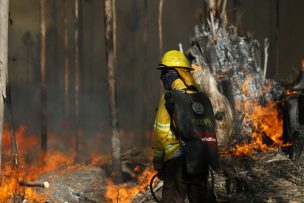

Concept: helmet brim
[[157, 64, 194, 70]]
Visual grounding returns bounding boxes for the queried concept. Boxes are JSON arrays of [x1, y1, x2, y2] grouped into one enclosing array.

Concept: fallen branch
[[121, 148, 141, 161], [39, 165, 67, 180], [263, 38, 269, 81], [19, 180, 49, 188]]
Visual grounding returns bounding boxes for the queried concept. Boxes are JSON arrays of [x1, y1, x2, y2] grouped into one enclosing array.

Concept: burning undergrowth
[[0, 125, 73, 202], [105, 167, 155, 203], [226, 78, 286, 156], [0, 124, 155, 202]]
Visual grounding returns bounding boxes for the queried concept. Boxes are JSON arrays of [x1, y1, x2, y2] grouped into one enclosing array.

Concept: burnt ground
[[13, 148, 303, 203], [134, 150, 304, 203]]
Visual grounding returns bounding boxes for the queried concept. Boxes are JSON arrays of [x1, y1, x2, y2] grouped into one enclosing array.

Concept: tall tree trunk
[[112, 0, 117, 59], [158, 0, 164, 57], [103, 0, 122, 183], [7, 83, 18, 167], [205, 0, 217, 14], [89, 2, 96, 91], [274, 0, 280, 78], [203, 0, 207, 19], [141, 0, 151, 146], [64, 0, 69, 129], [74, 0, 80, 161], [40, 0, 47, 152], [220, 0, 227, 25], [52, 0, 58, 85], [0, 0, 9, 181], [233, 0, 243, 32], [22, 32, 34, 83]]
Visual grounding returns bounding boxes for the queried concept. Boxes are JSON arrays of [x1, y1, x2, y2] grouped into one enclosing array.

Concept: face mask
[[160, 69, 179, 90]]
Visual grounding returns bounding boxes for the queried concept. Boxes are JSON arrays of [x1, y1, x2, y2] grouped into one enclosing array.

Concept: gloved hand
[[156, 169, 165, 181], [153, 157, 165, 181]]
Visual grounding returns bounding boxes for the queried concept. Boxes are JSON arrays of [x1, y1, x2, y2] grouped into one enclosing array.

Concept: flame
[[241, 75, 253, 97], [105, 167, 156, 203], [285, 89, 299, 96], [1, 124, 154, 201], [0, 125, 76, 201], [230, 100, 283, 156], [222, 74, 286, 156]]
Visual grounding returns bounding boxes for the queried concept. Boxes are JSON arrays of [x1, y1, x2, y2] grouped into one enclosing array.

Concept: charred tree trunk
[[89, 2, 96, 91], [220, 0, 228, 25], [40, 0, 47, 152], [0, 0, 9, 180], [274, 0, 280, 78], [22, 32, 34, 83], [205, 0, 217, 14], [64, 0, 69, 127], [141, 0, 149, 145], [103, 0, 122, 183], [6, 83, 18, 167], [74, 0, 80, 161], [112, 0, 117, 59], [233, 0, 243, 32], [51, 0, 58, 84], [158, 0, 164, 57]]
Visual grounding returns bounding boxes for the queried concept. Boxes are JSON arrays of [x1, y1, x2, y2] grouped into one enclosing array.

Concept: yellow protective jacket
[[153, 69, 197, 170]]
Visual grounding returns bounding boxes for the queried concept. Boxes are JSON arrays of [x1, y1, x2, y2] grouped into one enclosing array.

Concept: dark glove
[[153, 156, 165, 181], [153, 157, 163, 171], [156, 169, 165, 181], [160, 69, 179, 90]]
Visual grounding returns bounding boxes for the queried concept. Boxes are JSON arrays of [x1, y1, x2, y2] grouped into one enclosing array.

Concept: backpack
[[165, 89, 220, 174]]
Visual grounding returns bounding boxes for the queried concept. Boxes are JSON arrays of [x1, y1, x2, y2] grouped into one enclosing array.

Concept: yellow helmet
[[159, 50, 191, 69]]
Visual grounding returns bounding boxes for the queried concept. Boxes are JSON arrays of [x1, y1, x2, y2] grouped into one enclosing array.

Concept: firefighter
[[153, 50, 219, 203], [292, 58, 304, 91], [282, 59, 304, 161]]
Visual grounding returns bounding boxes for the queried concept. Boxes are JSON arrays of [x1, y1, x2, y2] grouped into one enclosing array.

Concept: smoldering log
[[19, 180, 49, 188]]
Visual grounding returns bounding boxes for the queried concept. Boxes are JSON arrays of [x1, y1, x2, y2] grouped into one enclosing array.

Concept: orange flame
[[241, 75, 253, 97], [0, 125, 76, 201], [105, 167, 156, 203], [223, 75, 285, 156], [285, 89, 299, 96], [233, 101, 283, 156], [1, 124, 154, 202]]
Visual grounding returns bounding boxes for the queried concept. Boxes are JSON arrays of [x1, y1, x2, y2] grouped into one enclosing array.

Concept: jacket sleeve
[[153, 95, 171, 170]]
